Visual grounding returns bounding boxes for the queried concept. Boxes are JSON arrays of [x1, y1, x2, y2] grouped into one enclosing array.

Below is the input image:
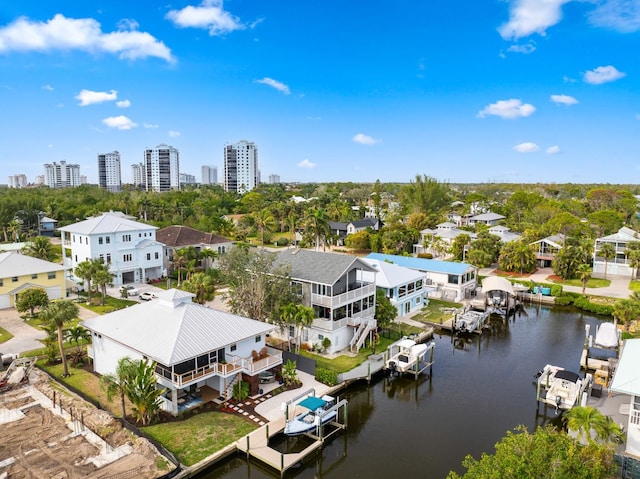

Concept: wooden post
[[367, 363, 371, 384], [280, 453, 284, 478], [246, 435, 250, 458], [344, 402, 348, 428], [266, 424, 269, 439]]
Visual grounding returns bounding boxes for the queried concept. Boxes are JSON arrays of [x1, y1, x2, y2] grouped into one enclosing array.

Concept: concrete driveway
[[0, 308, 47, 356]]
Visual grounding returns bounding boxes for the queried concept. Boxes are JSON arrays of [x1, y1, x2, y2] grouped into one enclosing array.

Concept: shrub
[[550, 284, 563, 297], [315, 367, 338, 386], [275, 237, 289, 247], [554, 295, 575, 306], [574, 296, 614, 316], [417, 253, 433, 259], [232, 380, 250, 401]]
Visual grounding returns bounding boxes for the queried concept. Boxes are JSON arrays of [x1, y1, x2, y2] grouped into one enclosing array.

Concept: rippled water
[[197, 304, 606, 479]]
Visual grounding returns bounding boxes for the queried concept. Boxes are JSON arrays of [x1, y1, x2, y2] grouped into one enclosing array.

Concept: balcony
[[311, 283, 376, 309]]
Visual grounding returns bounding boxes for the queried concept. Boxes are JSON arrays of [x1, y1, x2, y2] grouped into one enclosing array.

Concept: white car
[[119, 285, 139, 296], [139, 292, 157, 301]]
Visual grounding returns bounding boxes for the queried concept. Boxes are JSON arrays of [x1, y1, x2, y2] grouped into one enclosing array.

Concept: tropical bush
[[574, 296, 614, 316], [315, 367, 338, 386]]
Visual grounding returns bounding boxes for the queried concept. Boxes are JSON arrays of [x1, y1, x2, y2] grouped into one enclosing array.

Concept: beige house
[[0, 252, 67, 309]]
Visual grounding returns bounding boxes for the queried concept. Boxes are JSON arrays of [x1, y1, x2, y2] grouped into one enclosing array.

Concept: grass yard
[[143, 412, 257, 466], [630, 280, 640, 292], [80, 296, 138, 314], [410, 299, 463, 324], [547, 275, 611, 288], [0, 325, 14, 344]]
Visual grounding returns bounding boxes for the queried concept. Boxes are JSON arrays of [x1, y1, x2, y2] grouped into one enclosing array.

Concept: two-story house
[[329, 218, 381, 246], [155, 225, 233, 274], [0, 252, 67, 309], [82, 289, 281, 416], [593, 226, 640, 278], [273, 249, 378, 354], [366, 253, 477, 302], [360, 257, 433, 317], [610, 338, 640, 458], [529, 234, 565, 268], [467, 212, 505, 226], [414, 223, 477, 256], [59, 211, 164, 286]]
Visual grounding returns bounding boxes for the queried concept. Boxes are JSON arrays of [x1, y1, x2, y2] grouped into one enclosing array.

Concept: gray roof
[[59, 211, 156, 235], [598, 227, 639, 243], [274, 249, 375, 286], [81, 288, 275, 366], [0, 252, 66, 278], [530, 233, 565, 249], [470, 212, 505, 221]]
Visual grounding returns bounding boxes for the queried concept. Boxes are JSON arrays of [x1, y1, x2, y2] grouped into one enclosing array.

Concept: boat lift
[[281, 388, 348, 441]]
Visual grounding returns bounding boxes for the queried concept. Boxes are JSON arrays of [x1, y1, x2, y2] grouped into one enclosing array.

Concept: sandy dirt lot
[[0, 368, 174, 479]]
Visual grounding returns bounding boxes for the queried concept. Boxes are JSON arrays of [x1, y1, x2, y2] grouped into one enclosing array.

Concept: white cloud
[[166, 0, 244, 36], [298, 159, 317, 168], [583, 65, 626, 84], [143, 123, 159, 129], [513, 142, 540, 152], [0, 14, 175, 63], [42, 84, 53, 91], [255, 77, 291, 95], [75, 89, 117, 106], [563, 75, 577, 83], [477, 99, 536, 119], [550, 94, 578, 105], [498, 0, 570, 40], [353, 133, 381, 145], [507, 42, 536, 54], [102, 115, 137, 130], [168, 130, 181, 137], [587, 0, 640, 33], [546, 145, 560, 154], [116, 99, 131, 108]]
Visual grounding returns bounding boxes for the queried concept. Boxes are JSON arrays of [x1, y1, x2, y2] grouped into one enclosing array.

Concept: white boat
[[454, 310, 489, 333], [386, 338, 432, 374], [284, 395, 337, 436], [594, 322, 620, 349], [536, 364, 592, 411]]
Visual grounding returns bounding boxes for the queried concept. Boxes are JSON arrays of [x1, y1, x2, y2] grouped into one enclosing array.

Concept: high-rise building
[[43, 161, 81, 188], [201, 165, 217, 185], [179, 173, 196, 186], [143, 144, 180, 192], [131, 163, 145, 187], [268, 174, 280, 184], [223, 140, 258, 194], [8, 174, 28, 188], [98, 151, 122, 192]]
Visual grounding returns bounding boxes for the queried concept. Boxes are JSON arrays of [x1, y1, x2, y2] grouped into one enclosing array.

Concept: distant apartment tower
[[8, 174, 28, 188], [268, 174, 280, 184], [34, 175, 44, 185], [98, 151, 122, 192], [131, 163, 145, 187], [144, 144, 180, 192], [201, 165, 217, 185], [43, 161, 81, 188], [224, 140, 258, 194], [179, 173, 196, 186]]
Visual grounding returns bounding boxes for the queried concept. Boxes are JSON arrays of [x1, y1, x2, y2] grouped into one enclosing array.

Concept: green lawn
[[80, 296, 138, 314], [410, 299, 463, 324], [0, 325, 14, 344], [143, 412, 257, 466], [630, 280, 640, 292], [548, 277, 611, 288]]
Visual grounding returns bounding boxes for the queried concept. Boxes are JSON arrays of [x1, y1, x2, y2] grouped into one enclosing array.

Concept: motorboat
[[536, 364, 592, 411], [284, 395, 337, 436], [594, 322, 620, 349], [454, 310, 489, 334], [386, 338, 433, 374]]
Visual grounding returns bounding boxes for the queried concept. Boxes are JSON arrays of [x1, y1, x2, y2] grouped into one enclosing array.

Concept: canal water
[[198, 304, 607, 479]]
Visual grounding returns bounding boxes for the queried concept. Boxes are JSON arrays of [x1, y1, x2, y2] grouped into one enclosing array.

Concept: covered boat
[[284, 395, 337, 436], [536, 364, 592, 411]]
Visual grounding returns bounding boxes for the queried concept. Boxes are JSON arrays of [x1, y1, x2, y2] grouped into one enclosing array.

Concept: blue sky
[[1, 1, 639, 185]]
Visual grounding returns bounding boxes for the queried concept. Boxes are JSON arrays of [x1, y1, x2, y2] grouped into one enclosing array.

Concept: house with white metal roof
[[0, 252, 67, 309], [82, 288, 280, 415], [593, 226, 640, 278], [468, 212, 505, 226], [59, 211, 164, 286], [610, 339, 640, 457], [529, 233, 565, 268], [273, 249, 377, 354], [360, 257, 434, 317], [365, 253, 477, 302], [414, 223, 477, 256]]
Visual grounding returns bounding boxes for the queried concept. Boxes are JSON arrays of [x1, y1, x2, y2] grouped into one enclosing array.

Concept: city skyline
[[1, 1, 639, 185]]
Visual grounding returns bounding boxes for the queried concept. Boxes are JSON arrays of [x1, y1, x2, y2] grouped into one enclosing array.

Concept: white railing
[[311, 283, 376, 308], [312, 317, 348, 331]]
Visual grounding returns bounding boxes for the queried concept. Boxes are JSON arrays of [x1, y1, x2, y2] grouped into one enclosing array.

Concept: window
[[123, 234, 131, 242], [72, 235, 76, 242], [255, 335, 261, 343], [155, 252, 159, 260], [85, 237, 88, 244], [230, 344, 237, 352], [123, 254, 132, 262], [12, 276, 18, 282], [106, 237, 110, 244], [31, 274, 38, 279], [48, 272, 56, 280], [106, 253, 111, 263], [99, 254, 104, 262], [146, 253, 151, 261], [289, 326, 295, 337], [0, 279, 3, 287], [98, 237, 103, 245]]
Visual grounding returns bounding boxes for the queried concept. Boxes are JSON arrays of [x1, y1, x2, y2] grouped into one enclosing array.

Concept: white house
[[468, 212, 505, 226], [82, 289, 280, 416], [610, 338, 640, 457], [329, 218, 381, 246], [414, 223, 476, 256], [530, 234, 565, 268], [273, 249, 378, 354], [366, 253, 477, 302], [360, 258, 433, 317], [593, 226, 640, 278], [59, 211, 164, 286]]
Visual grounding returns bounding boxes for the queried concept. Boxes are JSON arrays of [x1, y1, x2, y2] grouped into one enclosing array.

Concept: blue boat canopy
[[298, 396, 326, 411]]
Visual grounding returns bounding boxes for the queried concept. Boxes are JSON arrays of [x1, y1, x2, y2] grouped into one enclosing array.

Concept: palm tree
[[565, 406, 607, 444], [65, 325, 91, 364], [305, 207, 331, 251], [172, 248, 189, 286], [252, 208, 275, 247], [625, 241, 640, 279], [7, 218, 23, 242], [74, 258, 103, 303], [100, 357, 136, 419], [279, 302, 298, 351], [200, 248, 218, 270], [39, 300, 79, 377], [577, 264, 591, 295], [294, 304, 315, 353], [612, 298, 640, 332], [181, 272, 216, 304], [596, 242, 616, 280], [22, 236, 56, 262], [126, 359, 164, 426], [93, 267, 113, 305]]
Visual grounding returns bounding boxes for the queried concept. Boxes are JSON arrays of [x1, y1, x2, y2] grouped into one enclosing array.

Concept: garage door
[[46, 286, 63, 301], [0, 294, 10, 309]]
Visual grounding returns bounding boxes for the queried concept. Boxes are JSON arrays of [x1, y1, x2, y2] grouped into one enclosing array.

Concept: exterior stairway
[[349, 318, 377, 353]]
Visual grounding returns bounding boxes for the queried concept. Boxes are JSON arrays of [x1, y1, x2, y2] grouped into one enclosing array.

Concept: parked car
[[119, 285, 139, 296], [139, 292, 156, 301]]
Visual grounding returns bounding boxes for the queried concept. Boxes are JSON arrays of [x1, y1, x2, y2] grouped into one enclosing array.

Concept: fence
[[282, 350, 317, 376]]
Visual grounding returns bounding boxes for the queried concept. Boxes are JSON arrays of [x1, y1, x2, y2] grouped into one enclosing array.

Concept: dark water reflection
[[197, 305, 606, 479]]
